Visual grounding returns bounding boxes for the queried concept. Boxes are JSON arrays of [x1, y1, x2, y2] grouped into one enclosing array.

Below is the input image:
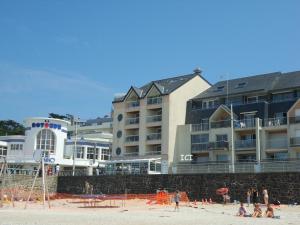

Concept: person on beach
[[174, 191, 180, 211], [252, 188, 259, 206], [252, 203, 262, 218], [246, 189, 251, 206], [265, 203, 274, 218], [237, 202, 247, 217], [262, 188, 269, 205]]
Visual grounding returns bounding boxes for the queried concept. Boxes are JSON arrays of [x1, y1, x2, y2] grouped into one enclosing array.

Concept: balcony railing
[[125, 117, 139, 125], [191, 123, 209, 132], [234, 119, 256, 129], [235, 139, 256, 149], [126, 101, 140, 108], [289, 116, 300, 124], [146, 115, 162, 123], [209, 141, 229, 149], [266, 139, 288, 149], [191, 143, 209, 152], [147, 97, 162, 105], [125, 135, 139, 142], [147, 133, 161, 141], [290, 137, 300, 146], [124, 151, 139, 157], [264, 117, 287, 127], [145, 150, 161, 156], [210, 120, 231, 129]]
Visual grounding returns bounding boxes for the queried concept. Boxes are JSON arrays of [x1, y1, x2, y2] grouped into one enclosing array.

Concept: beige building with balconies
[[109, 69, 211, 174]]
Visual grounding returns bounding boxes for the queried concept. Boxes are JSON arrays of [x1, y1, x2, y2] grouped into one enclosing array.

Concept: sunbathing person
[[252, 203, 262, 218], [237, 202, 247, 217], [265, 204, 274, 218]]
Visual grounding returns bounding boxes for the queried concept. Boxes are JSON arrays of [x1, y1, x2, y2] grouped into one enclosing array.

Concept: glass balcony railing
[[146, 115, 162, 123], [264, 117, 287, 127], [289, 116, 300, 124], [147, 97, 162, 105], [235, 139, 256, 149], [266, 139, 288, 149], [125, 135, 139, 143], [125, 117, 139, 125], [234, 119, 256, 129], [146, 133, 161, 141], [209, 141, 229, 149], [290, 137, 300, 146], [126, 101, 140, 108], [191, 123, 209, 132], [191, 143, 209, 152], [211, 120, 231, 129]]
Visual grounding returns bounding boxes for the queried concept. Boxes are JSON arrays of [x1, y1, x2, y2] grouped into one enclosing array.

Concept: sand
[[0, 199, 299, 225]]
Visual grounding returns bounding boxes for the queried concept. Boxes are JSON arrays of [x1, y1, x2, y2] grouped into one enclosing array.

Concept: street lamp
[[72, 117, 80, 176]]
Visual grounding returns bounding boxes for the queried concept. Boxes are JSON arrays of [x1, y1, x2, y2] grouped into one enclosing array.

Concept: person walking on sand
[[262, 188, 269, 205], [252, 188, 259, 206], [246, 189, 251, 207], [174, 191, 180, 211]]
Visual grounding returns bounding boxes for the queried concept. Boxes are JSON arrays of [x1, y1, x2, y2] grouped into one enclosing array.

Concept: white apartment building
[[109, 69, 211, 174]]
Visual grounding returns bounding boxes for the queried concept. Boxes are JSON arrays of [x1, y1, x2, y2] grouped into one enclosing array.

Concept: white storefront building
[[0, 117, 112, 174]]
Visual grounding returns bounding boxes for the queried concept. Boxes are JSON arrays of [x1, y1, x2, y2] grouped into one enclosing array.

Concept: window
[[202, 99, 217, 109], [87, 147, 98, 160], [11, 144, 23, 151], [216, 134, 228, 142], [101, 148, 111, 160], [76, 146, 85, 159], [235, 82, 246, 89], [36, 129, 56, 154], [191, 134, 209, 144], [0, 146, 7, 156], [214, 86, 224, 92], [247, 96, 258, 103], [272, 92, 294, 102]]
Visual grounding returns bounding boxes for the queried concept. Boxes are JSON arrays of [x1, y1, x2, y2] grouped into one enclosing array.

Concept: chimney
[[193, 67, 202, 75]]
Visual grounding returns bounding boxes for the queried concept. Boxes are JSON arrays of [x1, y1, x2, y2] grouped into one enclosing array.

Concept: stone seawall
[[57, 173, 300, 204]]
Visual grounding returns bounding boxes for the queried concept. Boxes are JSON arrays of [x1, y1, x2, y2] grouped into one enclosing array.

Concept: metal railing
[[125, 117, 139, 125], [175, 160, 300, 174], [264, 117, 287, 127], [126, 101, 140, 108], [266, 139, 288, 149], [211, 120, 231, 129], [191, 123, 209, 132], [209, 141, 229, 149], [235, 139, 256, 149], [234, 119, 256, 129], [147, 133, 161, 141], [146, 115, 162, 123], [147, 97, 162, 105], [145, 150, 161, 156], [124, 151, 139, 157], [289, 116, 300, 124], [191, 143, 209, 152], [290, 137, 300, 146], [125, 135, 139, 142]]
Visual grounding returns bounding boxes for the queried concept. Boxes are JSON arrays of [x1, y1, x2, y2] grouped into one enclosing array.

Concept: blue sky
[[0, 0, 299, 122]]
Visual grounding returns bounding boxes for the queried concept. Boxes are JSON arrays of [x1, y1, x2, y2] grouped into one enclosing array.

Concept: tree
[[0, 120, 25, 136], [48, 113, 68, 120]]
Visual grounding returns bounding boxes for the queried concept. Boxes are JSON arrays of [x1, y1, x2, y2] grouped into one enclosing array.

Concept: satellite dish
[[33, 149, 43, 162]]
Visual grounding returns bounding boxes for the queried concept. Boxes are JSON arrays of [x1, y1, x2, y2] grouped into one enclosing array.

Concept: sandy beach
[[0, 199, 299, 225]]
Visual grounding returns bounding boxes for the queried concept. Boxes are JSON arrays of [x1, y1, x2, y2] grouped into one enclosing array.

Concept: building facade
[[110, 69, 211, 174], [174, 71, 300, 173]]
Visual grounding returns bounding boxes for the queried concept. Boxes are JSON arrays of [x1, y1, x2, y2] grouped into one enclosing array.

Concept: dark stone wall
[[57, 173, 300, 204]]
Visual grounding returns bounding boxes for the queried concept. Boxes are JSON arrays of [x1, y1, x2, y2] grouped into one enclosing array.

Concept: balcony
[[264, 117, 287, 127], [289, 116, 300, 124], [125, 135, 139, 143], [125, 117, 139, 125], [266, 139, 288, 149], [210, 120, 231, 129], [147, 133, 161, 141], [124, 151, 139, 157], [191, 143, 209, 153], [235, 139, 256, 150], [234, 119, 256, 129], [126, 101, 140, 111], [147, 97, 162, 105], [146, 115, 162, 123], [209, 141, 229, 150], [290, 137, 300, 147], [191, 123, 209, 132], [145, 150, 161, 156]]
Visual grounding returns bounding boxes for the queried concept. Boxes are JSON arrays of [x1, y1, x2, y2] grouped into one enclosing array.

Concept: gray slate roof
[[193, 71, 300, 100], [114, 72, 210, 103]]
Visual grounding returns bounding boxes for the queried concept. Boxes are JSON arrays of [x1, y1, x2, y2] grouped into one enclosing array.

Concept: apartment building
[[110, 69, 211, 174], [174, 70, 300, 173]]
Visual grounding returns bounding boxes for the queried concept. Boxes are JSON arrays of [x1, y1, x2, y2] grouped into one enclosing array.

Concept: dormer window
[[235, 82, 246, 89], [214, 86, 224, 92]]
